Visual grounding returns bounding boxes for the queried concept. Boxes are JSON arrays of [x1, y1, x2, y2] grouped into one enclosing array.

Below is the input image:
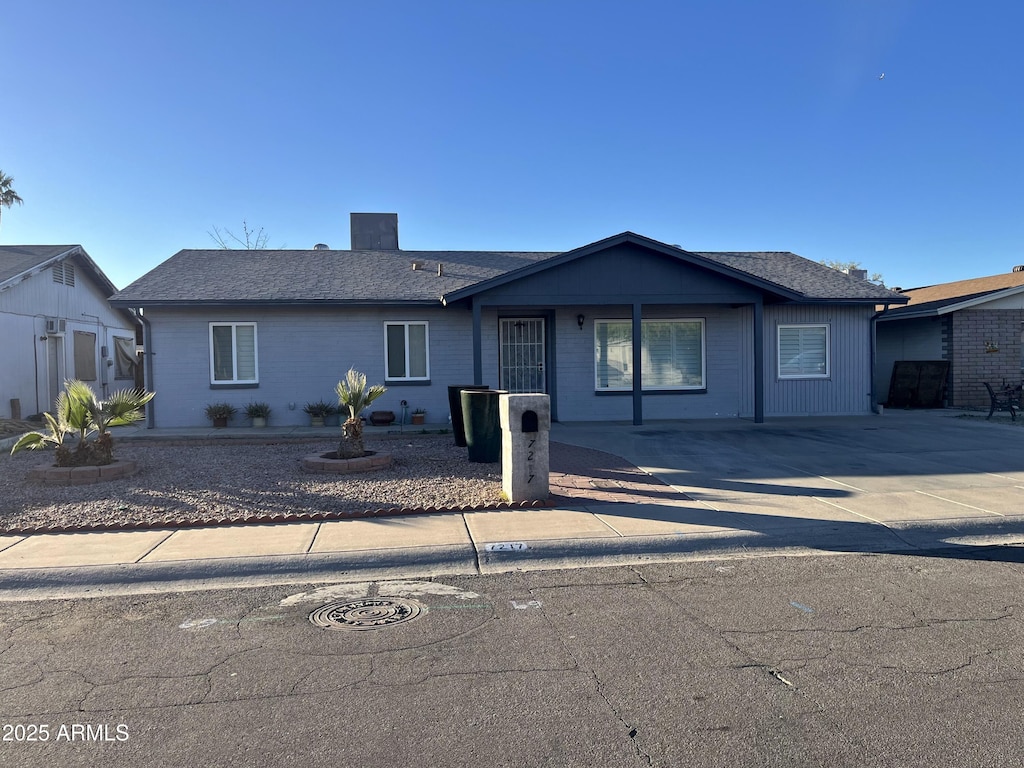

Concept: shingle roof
[[111, 249, 561, 305], [110, 234, 906, 307], [690, 251, 902, 301], [882, 270, 1024, 318], [0, 245, 81, 285]]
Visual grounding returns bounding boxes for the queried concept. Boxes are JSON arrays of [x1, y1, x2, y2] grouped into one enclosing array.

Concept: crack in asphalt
[[625, 565, 867, 763], [529, 584, 655, 767], [721, 610, 1015, 638]]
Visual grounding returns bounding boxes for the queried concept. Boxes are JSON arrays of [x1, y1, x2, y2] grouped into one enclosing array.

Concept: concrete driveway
[[550, 410, 1024, 554]]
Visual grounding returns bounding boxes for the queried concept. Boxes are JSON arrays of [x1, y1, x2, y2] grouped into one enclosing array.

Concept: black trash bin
[[447, 385, 490, 447], [461, 389, 507, 463]]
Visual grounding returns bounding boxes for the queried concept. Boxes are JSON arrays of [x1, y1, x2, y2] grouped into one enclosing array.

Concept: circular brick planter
[[28, 460, 138, 486], [301, 451, 392, 474]]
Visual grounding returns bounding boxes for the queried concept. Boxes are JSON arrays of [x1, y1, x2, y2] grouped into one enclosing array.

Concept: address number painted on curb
[[485, 542, 529, 552]]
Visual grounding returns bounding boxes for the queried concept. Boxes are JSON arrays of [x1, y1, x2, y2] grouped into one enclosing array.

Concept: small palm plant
[[335, 368, 386, 458], [11, 380, 154, 466]]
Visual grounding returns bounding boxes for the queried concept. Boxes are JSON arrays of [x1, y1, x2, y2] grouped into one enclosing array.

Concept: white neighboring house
[[0, 245, 140, 419]]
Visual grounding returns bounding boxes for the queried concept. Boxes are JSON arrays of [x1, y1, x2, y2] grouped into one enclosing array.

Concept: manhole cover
[[308, 597, 424, 631]]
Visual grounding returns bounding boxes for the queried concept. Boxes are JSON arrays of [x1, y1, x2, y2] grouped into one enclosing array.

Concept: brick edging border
[[27, 460, 138, 485], [0, 498, 557, 537]]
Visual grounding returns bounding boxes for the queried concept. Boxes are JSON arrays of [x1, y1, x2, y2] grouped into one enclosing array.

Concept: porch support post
[[753, 297, 764, 423], [472, 301, 483, 385], [632, 302, 643, 425]]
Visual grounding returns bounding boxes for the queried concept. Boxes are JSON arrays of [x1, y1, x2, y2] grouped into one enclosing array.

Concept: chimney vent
[[350, 213, 399, 250]]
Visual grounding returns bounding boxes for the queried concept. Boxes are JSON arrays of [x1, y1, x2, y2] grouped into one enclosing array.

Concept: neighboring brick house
[[876, 268, 1024, 408]]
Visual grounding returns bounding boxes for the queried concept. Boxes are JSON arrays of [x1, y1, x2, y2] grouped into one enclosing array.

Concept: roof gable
[[0, 245, 80, 286], [0, 245, 120, 298], [443, 232, 905, 305]]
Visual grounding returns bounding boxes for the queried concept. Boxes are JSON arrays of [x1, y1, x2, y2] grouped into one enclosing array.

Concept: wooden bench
[[983, 382, 1021, 420]]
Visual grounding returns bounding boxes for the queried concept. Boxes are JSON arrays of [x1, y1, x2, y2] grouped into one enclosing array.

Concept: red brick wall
[[949, 309, 1024, 407]]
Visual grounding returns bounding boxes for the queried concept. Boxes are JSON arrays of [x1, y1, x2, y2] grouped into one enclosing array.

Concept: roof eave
[[879, 283, 1024, 321], [799, 295, 909, 306], [109, 298, 446, 309], [0, 246, 82, 291]]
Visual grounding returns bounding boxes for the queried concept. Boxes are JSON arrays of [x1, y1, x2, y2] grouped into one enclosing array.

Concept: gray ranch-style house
[[109, 215, 906, 428]]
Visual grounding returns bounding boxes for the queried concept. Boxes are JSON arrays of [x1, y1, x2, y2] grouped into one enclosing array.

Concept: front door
[[499, 318, 546, 393]]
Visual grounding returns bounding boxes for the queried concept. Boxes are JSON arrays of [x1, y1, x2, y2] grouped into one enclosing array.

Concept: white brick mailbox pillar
[[499, 393, 550, 502]]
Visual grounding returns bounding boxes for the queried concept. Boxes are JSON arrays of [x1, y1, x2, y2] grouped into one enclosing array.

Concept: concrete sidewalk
[[3, 409, 1024, 598]]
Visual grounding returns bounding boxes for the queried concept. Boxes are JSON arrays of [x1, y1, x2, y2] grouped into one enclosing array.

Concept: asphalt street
[[2, 551, 1023, 767]]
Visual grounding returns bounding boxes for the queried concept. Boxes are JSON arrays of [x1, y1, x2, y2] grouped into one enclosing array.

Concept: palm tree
[[335, 369, 387, 458], [11, 380, 154, 466], [0, 171, 24, 227]]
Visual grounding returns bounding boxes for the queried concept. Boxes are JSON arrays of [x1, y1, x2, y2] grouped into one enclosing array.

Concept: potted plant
[[303, 400, 333, 427], [245, 401, 271, 427], [411, 408, 426, 425], [205, 402, 237, 428]]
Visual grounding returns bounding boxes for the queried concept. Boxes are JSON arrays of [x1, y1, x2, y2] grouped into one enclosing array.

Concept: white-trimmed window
[[778, 324, 830, 378], [385, 321, 429, 381], [594, 318, 705, 391], [210, 322, 258, 384]]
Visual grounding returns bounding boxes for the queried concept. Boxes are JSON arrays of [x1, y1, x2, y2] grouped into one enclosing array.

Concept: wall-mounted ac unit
[[45, 317, 67, 335]]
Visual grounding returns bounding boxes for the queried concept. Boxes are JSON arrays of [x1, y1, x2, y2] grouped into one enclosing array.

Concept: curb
[[0, 498, 558, 537], [0, 545, 481, 600]]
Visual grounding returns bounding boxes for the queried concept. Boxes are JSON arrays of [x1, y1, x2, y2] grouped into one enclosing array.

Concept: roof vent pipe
[[437, 263, 444, 276]]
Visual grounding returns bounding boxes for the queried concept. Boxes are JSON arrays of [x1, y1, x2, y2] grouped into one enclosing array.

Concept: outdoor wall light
[[577, 314, 585, 330]]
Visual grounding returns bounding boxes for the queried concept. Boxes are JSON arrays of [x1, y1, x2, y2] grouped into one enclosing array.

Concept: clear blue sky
[[3, 0, 1022, 292]]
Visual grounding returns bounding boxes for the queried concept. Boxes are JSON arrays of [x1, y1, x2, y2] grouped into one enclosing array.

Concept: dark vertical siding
[[763, 305, 874, 415]]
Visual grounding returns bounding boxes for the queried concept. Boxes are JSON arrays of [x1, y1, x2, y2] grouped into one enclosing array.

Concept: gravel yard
[[0, 436, 503, 533]]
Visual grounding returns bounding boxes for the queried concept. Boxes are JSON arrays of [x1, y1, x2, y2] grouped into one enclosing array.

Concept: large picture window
[[385, 322, 429, 381], [210, 322, 258, 384], [778, 324, 830, 378], [595, 319, 705, 391]]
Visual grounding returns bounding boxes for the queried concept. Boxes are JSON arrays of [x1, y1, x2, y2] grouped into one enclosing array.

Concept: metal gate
[[499, 318, 546, 393]]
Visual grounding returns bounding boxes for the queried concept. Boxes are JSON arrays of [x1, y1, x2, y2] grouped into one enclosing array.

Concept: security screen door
[[499, 318, 546, 393]]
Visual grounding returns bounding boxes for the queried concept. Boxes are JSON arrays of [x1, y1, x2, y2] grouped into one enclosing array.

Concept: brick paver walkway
[[549, 442, 692, 506]]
